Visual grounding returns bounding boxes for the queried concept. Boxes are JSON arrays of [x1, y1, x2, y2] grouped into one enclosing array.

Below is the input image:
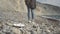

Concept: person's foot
[[28, 20, 31, 23], [32, 21, 35, 24], [31, 20, 35, 24]]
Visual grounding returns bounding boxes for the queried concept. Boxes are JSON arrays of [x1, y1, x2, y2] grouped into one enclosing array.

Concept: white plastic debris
[[13, 23, 25, 27]]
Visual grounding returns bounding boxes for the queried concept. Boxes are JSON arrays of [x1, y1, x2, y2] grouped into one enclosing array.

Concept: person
[[25, 0, 36, 23]]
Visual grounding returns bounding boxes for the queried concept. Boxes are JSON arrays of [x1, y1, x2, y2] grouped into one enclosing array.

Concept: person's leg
[[31, 9, 36, 24], [31, 9, 34, 21], [27, 7, 31, 23], [27, 7, 30, 20]]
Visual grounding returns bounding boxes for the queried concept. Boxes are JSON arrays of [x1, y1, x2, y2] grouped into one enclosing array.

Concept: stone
[[13, 23, 25, 28], [12, 27, 22, 34]]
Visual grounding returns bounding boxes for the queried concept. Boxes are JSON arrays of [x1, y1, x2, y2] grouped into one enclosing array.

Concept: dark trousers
[[27, 7, 34, 20]]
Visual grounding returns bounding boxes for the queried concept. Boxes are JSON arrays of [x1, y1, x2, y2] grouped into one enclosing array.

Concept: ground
[[0, 11, 60, 34]]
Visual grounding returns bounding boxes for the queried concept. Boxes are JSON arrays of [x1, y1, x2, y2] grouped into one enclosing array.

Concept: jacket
[[25, 0, 36, 9]]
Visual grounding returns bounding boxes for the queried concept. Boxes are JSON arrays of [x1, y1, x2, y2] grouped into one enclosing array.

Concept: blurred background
[[0, 0, 60, 34]]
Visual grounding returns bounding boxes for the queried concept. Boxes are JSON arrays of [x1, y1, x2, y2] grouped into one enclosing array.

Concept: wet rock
[[5, 32, 11, 34], [12, 27, 23, 34], [31, 30, 37, 34], [33, 25, 36, 28]]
